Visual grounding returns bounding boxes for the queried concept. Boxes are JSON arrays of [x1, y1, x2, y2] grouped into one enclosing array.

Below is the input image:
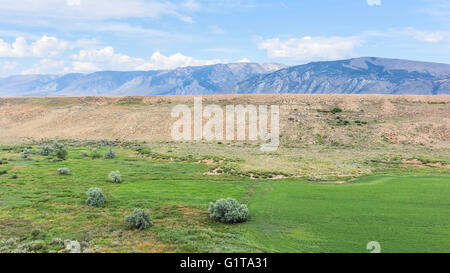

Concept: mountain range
[[0, 57, 449, 96]]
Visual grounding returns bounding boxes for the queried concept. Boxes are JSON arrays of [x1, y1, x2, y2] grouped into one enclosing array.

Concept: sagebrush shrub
[[55, 148, 68, 160], [40, 145, 54, 156], [53, 141, 64, 150], [209, 198, 249, 224], [86, 188, 106, 207], [104, 148, 116, 159], [331, 107, 343, 114], [108, 171, 122, 183], [19, 150, 31, 160], [57, 168, 70, 175], [125, 208, 152, 230]]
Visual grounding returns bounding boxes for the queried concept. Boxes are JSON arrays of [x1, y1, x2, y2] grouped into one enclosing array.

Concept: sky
[[0, 0, 449, 77]]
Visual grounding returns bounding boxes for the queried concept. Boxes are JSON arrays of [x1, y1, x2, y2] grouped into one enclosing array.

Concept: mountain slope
[[0, 57, 449, 96], [236, 57, 450, 95], [0, 63, 285, 96]]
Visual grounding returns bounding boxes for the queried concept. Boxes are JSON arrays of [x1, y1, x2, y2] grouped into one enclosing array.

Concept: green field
[[0, 144, 449, 253]]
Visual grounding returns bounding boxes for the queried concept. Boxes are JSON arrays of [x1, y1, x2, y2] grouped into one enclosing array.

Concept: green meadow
[[0, 143, 449, 253]]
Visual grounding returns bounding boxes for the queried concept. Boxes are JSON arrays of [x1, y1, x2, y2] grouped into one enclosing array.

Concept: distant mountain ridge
[[0, 57, 449, 96], [0, 63, 285, 96], [236, 57, 450, 95]]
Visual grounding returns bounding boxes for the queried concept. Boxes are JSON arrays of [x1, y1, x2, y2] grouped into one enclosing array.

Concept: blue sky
[[0, 0, 449, 76]]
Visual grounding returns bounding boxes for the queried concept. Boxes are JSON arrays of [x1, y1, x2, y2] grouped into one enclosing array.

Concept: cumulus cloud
[[136, 51, 222, 70], [366, 0, 381, 6], [257, 36, 363, 62], [0, 37, 27, 57], [31, 35, 70, 57], [0, 35, 69, 58], [70, 46, 222, 72]]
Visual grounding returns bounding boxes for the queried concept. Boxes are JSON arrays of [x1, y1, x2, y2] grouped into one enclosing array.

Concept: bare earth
[[1, 94, 448, 144], [0, 94, 449, 177]]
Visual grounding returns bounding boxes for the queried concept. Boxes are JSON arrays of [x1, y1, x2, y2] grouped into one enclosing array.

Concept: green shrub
[[104, 148, 116, 159], [19, 149, 31, 160], [208, 198, 249, 224], [137, 148, 151, 155], [91, 148, 101, 159], [86, 188, 106, 207], [57, 168, 70, 175], [40, 145, 54, 156], [55, 148, 68, 160], [125, 208, 152, 230], [53, 141, 64, 150], [108, 171, 122, 183], [31, 229, 46, 240], [331, 107, 343, 114]]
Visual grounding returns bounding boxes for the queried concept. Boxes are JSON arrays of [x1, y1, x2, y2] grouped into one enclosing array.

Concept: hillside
[[0, 94, 448, 145]]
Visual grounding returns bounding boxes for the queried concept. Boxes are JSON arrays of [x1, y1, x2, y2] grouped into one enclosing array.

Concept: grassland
[[0, 142, 448, 253], [0, 95, 448, 253]]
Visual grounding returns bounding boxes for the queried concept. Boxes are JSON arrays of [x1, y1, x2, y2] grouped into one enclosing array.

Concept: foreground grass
[[0, 144, 449, 252], [241, 174, 450, 253]]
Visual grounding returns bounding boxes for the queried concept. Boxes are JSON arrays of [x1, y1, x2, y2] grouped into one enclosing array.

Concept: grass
[[241, 174, 450, 253], [0, 144, 449, 253]]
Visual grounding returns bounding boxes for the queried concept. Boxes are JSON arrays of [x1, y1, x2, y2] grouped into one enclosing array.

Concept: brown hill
[[0, 95, 448, 147]]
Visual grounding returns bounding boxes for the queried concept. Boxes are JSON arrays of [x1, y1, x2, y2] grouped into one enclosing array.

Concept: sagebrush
[[209, 198, 249, 224], [108, 171, 122, 183], [86, 188, 106, 207], [125, 208, 152, 230], [57, 168, 70, 175]]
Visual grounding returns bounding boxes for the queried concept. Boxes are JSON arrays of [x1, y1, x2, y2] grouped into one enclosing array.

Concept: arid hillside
[[0, 94, 449, 148]]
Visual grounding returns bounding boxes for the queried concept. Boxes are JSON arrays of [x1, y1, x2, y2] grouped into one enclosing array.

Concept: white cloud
[[258, 36, 363, 62], [236, 58, 251, 63], [410, 29, 447, 43], [366, 0, 381, 6], [0, 0, 193, 23], [72, 46, 144, 65], [363, 27, 449, 43], [71, 46, 222, 72], [31, 35, 69, 57], [0, 37, 27, 57], [137, 51, 222, 70], [0, 35, 69, 58]]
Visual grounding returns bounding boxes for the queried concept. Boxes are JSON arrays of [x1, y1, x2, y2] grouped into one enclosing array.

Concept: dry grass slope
[[0, 94, 449, 177]]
